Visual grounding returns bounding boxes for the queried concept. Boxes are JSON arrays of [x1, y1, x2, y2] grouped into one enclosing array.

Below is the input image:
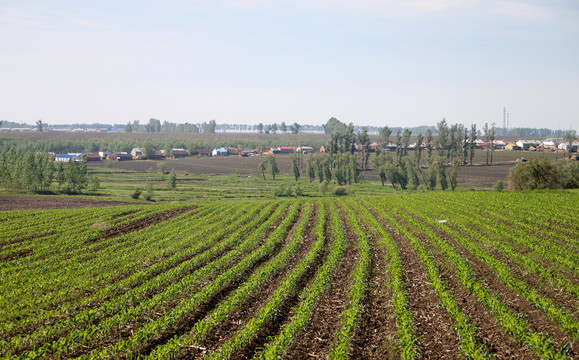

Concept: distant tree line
[[0, 137, 325, 154], [0, 150, 89, 193]]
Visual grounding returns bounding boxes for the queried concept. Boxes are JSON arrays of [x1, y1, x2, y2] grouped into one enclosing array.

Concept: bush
[[507, 158, 560, 191], [319, 181, 329, 195], [144, 183, 154, 201], [293, 183, 303, 197], [560, 160, 579, 189], [334, 187, 348, 196], [130, 189, 142, 199], [273, 184, 293, 197], [493, 180, 506, 192]]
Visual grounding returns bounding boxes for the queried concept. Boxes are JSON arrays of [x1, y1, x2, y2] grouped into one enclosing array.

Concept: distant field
[[1, 192, 576, 359]]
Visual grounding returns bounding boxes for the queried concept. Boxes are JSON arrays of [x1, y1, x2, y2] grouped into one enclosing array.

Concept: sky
[[1, 0, 578, 131]]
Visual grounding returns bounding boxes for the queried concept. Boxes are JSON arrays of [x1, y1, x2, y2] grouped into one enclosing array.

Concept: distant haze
[[1, 1, 578, 131]]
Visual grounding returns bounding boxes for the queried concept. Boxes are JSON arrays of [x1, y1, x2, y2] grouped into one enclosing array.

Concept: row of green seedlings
[[7, 201, 286, 359], [385, 197, 572, 359], [0, 204, 213, 338], [463, 191, 579, 244], [78, 201, 301, 359], [478, 193, 578, 243], [0, 205, 133, 264], [0, 206, 108, 245], [0, 204, 176, 266], [0, 205, 149, 243], [1, 205, 207, 334], [1, 202, 258, 356], [423, 194, 579, 300], [170, 201, 322, 359], [1, 204, 204, 335], [347, 199, 419, 359], [401, 197, 579, 339], [325, 199, 372, 359], [363, 198, 492, 359], [439, 194, 579, 271], [256, 200, 347, 359], [0, 204, 177, 277]]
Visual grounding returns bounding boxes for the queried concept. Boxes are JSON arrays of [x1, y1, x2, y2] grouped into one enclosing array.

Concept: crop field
[[1, 191, 577, 359]]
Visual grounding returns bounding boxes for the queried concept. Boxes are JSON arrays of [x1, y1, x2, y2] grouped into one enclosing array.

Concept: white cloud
[[490, 1, 551, 19], [0, 7, 57, 29], [72, 18, 111, 29]]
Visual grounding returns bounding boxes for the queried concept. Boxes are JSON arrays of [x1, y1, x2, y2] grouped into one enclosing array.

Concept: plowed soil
[[0, 194, 140, 211]]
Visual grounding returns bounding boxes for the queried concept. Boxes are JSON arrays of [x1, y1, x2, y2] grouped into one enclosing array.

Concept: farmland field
[[1, 191, 577, 359]]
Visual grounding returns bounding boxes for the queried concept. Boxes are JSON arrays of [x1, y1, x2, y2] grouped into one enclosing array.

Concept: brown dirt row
[[98, 206, 196, 241], [374, 211, 463, 359], [356, 220, 398, 359], [199, 202, 323, 359], [282, 203, 359, 359], [403, 209, 576, 357], [0, 194, 143, 211]]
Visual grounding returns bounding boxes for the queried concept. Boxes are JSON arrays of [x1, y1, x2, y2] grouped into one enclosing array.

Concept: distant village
[[52, 139, 579, 163]]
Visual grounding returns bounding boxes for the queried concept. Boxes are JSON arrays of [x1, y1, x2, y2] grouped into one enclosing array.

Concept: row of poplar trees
[[0, 149, 89, 193], [303, 118, 485, 190]]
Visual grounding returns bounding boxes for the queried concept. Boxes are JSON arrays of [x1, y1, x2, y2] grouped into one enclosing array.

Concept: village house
[[212, 148, 228, 156]]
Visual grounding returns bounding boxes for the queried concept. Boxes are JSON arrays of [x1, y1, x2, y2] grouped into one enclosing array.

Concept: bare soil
[[0, 194, 140, 211]]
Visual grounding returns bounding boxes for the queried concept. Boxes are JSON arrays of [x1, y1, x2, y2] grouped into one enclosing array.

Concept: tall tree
[[306, 156, 316, 182], [379, 126, 392, 153], [395, 129, 403, 160], [402, 128, 412, 157], [257, 123, 264, 133], [167, 169, 177, 190], [436, 118, 448, 158], [425, 129, 433, 163], [323, 117, 347, 134], [357, 126, 370, 170], [268, 155, 280, 180], [565, 130, 576, 159], [469, 124, 477, 165], [280, 122, 287, 133], [490, 123, 496, 164], [125, 122, 133, 133], [415, 133, 424, 166], [36, 119, 43, 132], [259, 157, 268, 180], [271, 123, 278, 134], [142, 141, 155, 159], [289, 122, 301, 134], [290, 154, 300, 181], [483, 123, 490, 165]]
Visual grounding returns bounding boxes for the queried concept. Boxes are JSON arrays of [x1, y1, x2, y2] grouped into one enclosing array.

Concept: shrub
[[493, 180, 506, 192], [319, 181, 329, 195], [507, 158, 560, 191], [144, 183, 154, 201], [560, 160, 579, 189], [293, 183, 303, 197], [130, 189, 142, 199], [334, 187, 347, 196]]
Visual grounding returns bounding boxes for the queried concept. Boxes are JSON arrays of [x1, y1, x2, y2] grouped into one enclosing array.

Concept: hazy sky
[[1, 0, 578, 130]]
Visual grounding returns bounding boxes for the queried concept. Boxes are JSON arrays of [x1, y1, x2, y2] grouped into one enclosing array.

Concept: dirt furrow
[[410, 213, 577, 356], [384, 221, 462, 359], [283, 203, 358, 359], [357, 226, 398, 359]]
